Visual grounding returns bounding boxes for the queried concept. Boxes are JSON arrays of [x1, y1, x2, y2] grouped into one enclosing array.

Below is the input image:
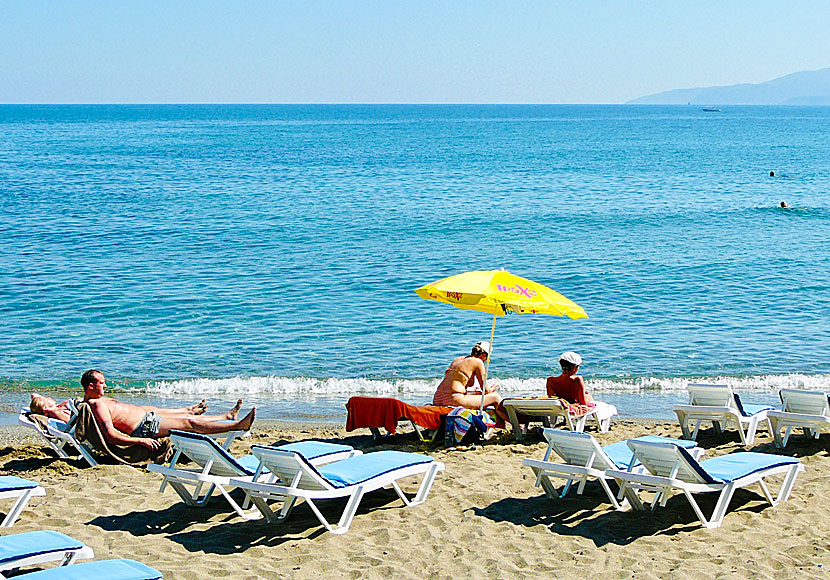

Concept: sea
[[2, 104, 829, 426]]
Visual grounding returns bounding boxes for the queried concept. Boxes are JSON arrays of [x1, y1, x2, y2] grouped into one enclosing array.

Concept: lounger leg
[[410, 463, 442, 506], [505, 407, 523, 441], [783, 426, 793, 447], [597, 478, 622, 510], [775, 464, 803, 503], [743, 417, 759, 445], [573, 415, 587, 432], [769, 418, 784, 448], [756, 478, 775, 505], [214, 483, 260, 519], [705, 482, 737, 529], [675, 412, 692, 439], [536, 473, 559, 498], [712, 420, 723, 436], [691, 420, 702, 440], [1, 489, 34, 527], [251, 495, 280, 523], [169, 481, 215, 507]]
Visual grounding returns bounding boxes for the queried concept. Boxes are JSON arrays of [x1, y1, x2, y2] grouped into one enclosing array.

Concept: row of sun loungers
[[673, 384, 830, 448], [0, 478, 162, 579], [149, 431, 445, 534], [11, 384, 828, 541], [524, 428, 804, 528]]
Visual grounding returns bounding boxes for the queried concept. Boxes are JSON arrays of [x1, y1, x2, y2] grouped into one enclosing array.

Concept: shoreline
[[2, 417, 827, 578]]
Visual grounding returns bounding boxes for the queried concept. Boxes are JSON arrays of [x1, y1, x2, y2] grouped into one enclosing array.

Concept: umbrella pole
[[480, 310, 497, 413]]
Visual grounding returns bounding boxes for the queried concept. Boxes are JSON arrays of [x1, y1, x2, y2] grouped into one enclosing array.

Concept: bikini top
[[445, 366, 471, 384]]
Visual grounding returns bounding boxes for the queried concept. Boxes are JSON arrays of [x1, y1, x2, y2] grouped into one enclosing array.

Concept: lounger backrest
[[251, 445, 333, 491], [168, 431, 253, 477], [508, 399, 567, 415], [626, 440, 714, 484], [687, 384, 736, 409], [542, 429, 614, 470], [779, 389, 830, 416]]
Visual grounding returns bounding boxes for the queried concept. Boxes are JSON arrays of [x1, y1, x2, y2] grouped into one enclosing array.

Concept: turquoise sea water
[[1, 105, 829, 423]]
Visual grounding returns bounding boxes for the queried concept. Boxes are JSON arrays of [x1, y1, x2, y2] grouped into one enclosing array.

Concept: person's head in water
[[770, 171, 775, 177], [780, 201, 790, 208]]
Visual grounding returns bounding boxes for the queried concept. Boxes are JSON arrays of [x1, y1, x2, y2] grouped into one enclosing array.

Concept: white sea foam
[[146, 373, 830, 397]]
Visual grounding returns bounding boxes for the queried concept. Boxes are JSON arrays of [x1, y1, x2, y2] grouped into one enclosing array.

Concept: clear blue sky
[[2, 1, 828, 104]]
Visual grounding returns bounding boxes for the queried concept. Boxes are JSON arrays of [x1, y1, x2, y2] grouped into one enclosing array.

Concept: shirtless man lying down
[[81, 369, 255, 451]]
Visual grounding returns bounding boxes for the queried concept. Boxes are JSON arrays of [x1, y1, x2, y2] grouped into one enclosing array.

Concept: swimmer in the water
[[780, 201, 791, 208], [770, 171, 776, 177]]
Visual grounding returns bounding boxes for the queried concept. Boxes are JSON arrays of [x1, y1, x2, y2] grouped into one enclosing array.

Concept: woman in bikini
[[433, 341, 503, 412]]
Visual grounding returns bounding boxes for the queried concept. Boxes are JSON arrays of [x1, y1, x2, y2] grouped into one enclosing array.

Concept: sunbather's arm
[[90, 401, 161, 450]]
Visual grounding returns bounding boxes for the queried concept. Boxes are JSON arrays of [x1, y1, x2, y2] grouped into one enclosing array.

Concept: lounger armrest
[[605, 469, 684, 488], [522, 458, 596, 478], [146, 464, 243, 485], [768, 410, 830, 423]]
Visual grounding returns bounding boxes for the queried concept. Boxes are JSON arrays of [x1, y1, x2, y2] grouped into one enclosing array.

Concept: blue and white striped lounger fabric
[[0, 476, 46, 528], [147, 432, 360, 519], [0, 530, 94, 574], [607, 440, 803, 528], [673, 383, 773, 445], [232, 448, 445, 534], [14, 559, 162, 580], [522, 429, 703, 510]]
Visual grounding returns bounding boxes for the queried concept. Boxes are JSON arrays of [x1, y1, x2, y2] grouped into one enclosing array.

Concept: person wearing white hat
[[432, 341, 504, 416], [545, 351, 594, 406]]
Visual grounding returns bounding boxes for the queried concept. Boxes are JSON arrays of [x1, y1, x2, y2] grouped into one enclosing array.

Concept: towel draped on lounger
[[74, 402, 174, 465]]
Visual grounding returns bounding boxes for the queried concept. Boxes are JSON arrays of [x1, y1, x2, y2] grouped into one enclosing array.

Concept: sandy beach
[[1, 419, 827, 579]]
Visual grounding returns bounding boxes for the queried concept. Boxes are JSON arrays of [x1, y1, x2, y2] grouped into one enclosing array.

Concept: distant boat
[[701, 107, 721, 112]]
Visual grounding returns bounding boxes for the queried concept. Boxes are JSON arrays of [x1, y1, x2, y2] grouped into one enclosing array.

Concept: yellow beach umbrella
[[415, 269, 587, 411]]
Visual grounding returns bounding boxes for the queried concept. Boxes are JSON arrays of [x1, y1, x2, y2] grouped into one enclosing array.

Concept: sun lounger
[[231, 448, 445, 534], [16, 559, 162, 580], [345, 396, 452, 442], [0, 530, 94, 576], [502, 397, 612, 440], [0, 476, 46, 528], [522, 429, 702, 509], [606, 439, 803, 528], [147, 430, 360, 518], [672, 383, 772, 445], [767, 389, 830, 447], [18, 408, 99, 467]]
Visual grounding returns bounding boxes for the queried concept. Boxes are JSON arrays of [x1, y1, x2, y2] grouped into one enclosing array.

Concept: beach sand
[[1, 419, 827, 579]]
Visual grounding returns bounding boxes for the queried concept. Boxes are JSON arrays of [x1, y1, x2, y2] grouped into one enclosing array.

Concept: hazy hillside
[[628, 68, 830, 105]]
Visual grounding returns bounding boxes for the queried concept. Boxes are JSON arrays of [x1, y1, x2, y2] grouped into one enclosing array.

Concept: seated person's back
[[546, 351, 593, 406]]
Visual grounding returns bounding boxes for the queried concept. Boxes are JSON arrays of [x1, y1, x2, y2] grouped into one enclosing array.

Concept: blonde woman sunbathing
[[432, 341, 504, 417]]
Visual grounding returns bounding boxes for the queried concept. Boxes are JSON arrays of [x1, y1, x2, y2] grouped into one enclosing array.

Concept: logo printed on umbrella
[[496, 284, 537, 298], [447, 291, 463, 301]]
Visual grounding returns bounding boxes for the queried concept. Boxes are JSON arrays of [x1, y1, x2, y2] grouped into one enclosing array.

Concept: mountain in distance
[[628, 67, 830, 105]]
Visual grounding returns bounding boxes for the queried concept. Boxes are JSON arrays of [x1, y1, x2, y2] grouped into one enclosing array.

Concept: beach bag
[[445, 407, 496, 446]]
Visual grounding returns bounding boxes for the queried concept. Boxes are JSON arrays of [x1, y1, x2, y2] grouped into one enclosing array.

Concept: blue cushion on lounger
[[0, 476, 40, 491], [0, 530, 83, 565], [236, 441, 354, 473], [280, 441, 354, 460], [20, 559, 162, 580], [733, 394, 773, 417], [318, 451, 434, 488], [602, 436, 698, 469], [694, 452, 801, 484]]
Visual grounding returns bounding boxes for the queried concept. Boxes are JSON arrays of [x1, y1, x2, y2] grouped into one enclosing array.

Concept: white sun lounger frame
[[606, 440, 803, 528], [232, 448, 444, 534], [767, 389, 830, 447]]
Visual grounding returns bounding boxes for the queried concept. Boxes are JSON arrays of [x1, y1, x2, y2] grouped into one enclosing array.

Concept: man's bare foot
[[237, 407, 255, 431], [226, 399, 243, 420], [189, 400, 208, 415]]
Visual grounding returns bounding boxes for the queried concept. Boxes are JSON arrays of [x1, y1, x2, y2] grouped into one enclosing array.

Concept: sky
[[2, 1, 829, 104]]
